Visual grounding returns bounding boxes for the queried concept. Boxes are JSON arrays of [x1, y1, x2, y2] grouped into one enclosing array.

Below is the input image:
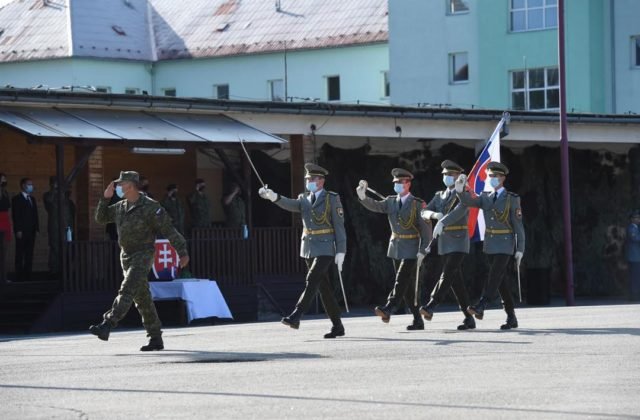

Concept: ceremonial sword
[[414, 236, 436, 306], [239, 137, 267, 189], [516, 235, 522, 303]]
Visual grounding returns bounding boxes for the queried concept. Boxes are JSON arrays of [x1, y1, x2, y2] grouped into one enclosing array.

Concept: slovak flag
[[466, 118, 506, 242], [152, 238, 180, 280]]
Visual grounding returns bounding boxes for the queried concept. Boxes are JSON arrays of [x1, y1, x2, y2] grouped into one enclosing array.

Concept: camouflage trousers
[[104, 250, 162, 338]]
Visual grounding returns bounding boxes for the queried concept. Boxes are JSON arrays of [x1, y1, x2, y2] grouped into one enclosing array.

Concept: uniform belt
[[443, 225, 467, 231], [485, 228, 513, 234], [391, 232, 419, 239], [304, 228, 334, 235]]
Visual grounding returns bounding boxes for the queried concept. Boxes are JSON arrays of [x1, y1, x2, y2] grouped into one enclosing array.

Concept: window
[[511, 67, 559, 110], [326, 75, 340, 101], [162, 88, 176, 97], [448, 0, 469, 14], [510, 0, 557, 32], [633, 36, 640, 68], [95, 86, 111, 93], [269, 79, 285, 101], [382, 71, 390, 98], [450, 52, 469, 83], [124, 88, 139, 95], [214, 84, 229, 100]]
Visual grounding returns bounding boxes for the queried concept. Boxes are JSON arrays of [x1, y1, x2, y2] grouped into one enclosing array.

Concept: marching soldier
[[258, 163, 347, 339], [455, 161, 525, 330], [420, 160, 475, 330], [356, 168, 431, 330], [90, 171, 190, 350]]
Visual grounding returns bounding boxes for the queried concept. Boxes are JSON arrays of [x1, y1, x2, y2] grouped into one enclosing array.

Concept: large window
[[511, 67, 559, 110], [124, 88, 140, 95], [269, 79, 285, 101], [448, 0, 469, 14], [450, 52, 469, 83], [214, 84, 229, 100], [95, 86, 111, 93], [162, 88, 176, 97], [326, 75, 340, 101], [633, 36, 640, 68], [510, 0, 557, 32]]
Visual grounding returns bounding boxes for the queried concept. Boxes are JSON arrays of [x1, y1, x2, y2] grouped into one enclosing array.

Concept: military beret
[[166, 183, 177, 191], [304, 163, 329, 178], [486, 161, 509, 175], [441, 160, 464, 174], [630, 209, 640, 218], [114, 171, 140, 184], [391, 168, 414, 182]]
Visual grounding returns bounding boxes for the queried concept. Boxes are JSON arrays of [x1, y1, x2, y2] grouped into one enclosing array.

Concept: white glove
[[416, 252, 426, 261], [454, 174, 467, 193], [433, 212, 444, 220], [432, 220, 444, 238], [420, 210, 444, 220], [515, 251, 523, 266], [335, 252, 345, 272], [356, 180, 367, 200], [258, 187, 277, 202]]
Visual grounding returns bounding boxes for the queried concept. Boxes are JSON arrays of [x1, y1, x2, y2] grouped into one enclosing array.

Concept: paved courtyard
[[0, 302, 638, 419]]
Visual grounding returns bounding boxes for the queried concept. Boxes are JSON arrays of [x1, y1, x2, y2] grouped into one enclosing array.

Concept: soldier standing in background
[[188, 178, 211, 232], [258, 163, 347, 339], [90, 171, 189, 351], [222, 182, 246, 228], [455, 161, 525, 330], [161, 183, 185, 235], [419, 160, 475, 330], [0, 172, 11, 244], [43, 176, 61, 276], [356, 168, 431, 331]]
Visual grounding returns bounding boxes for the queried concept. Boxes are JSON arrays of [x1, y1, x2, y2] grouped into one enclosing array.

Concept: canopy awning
[[0, 106, 285, 147]]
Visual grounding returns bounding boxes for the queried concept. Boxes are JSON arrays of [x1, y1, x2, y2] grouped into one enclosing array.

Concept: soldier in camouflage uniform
[[161, 183, 185, 235], [419, 160, 475, 330], [356, 168, 432, 331], [188, 178, 211, 232], [259, 163, 347, 339], [455, 161, 525, 330], [222, 182, 246, 228], [90, 171, 190, 351]]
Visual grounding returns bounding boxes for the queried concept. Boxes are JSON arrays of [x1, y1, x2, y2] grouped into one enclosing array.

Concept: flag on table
[[467, 118, 506, 242]]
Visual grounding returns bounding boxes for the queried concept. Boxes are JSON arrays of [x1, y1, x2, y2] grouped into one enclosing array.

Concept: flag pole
[[558, 0, 575, 305]]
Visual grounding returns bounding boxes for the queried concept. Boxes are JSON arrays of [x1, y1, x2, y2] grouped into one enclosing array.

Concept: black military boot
[[419, 301, 437, 321], [324, 322, 345, 339], [457, 316, 476, 330], [140, 336, 164, 351], [374, 305, 391, 323], [468, 297, 487, 320], [406, 318, 425, 331], [281, 308, 302, 329], [500, 313, 518, 330], [89, 320, 111, 341]]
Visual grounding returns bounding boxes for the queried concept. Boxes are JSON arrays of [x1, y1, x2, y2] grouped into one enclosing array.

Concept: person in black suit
[[12, 178, 39, 281]]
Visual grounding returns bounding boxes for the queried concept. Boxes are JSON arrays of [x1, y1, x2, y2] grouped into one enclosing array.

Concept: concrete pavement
[[0, 302, 638, 419]]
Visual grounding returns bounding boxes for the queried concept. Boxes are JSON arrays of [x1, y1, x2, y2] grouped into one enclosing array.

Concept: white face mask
[[306, 181, 318, 193], [115, 185, 125, 198], [489, 177, 501, 189], [393, 183, 404, 194], [442, 175, 455, 187]]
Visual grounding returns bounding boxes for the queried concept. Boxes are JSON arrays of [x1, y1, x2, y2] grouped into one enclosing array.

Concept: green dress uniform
[[263, 163, 347, 338], [457, 161, 525, 329], [95, 174, 188, 341], [420, 160, 475, 330], [359, 168, 431, 330]]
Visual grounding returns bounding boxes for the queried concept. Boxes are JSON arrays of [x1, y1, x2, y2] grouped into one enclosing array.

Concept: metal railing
[[62, 227, 305, 292]]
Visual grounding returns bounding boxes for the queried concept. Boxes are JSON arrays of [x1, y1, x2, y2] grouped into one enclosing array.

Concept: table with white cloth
[[149, 279, 233, 323]]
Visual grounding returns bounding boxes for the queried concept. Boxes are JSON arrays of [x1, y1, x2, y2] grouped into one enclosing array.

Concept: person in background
[[626, 209, 640, 302], [11, 178, 39, 282], [43, 176, 61, 276], [105, 174, 121, 241], [188, 178, 211, 232], [222, 182, 246, 228], [161, 183, 185, 235], [0, 172, 11, 244], [139, 176, 153, 199]]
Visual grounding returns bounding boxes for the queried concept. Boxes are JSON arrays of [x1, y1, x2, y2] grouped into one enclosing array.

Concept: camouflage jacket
[[96, 194, 188, 257], [188, 191, 211, 228], [160, 195, 185, 235]]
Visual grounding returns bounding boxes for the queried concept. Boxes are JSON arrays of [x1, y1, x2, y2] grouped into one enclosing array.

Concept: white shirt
[[397, 192, 411, 205], [493, 187, 505, 198], [308, 189, 324, 204]]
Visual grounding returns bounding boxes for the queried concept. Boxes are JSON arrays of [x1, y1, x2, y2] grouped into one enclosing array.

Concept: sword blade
[[366, 186, 386, 200], [239, 137, 266, 188], [337, 268, 349, 313], [517, 262, 522, 303]]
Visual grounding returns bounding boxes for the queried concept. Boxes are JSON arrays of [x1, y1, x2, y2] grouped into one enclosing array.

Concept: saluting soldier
[[258, 163, 347, 339], [419, 160, 475, 330], [90, 171, 190, 351], [356, 168, 431, 330], [161, 183, 185, 235], [455, 161, 525, 330]]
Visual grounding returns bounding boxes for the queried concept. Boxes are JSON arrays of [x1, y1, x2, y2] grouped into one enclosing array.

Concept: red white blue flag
[[466, 118, 505, 242]]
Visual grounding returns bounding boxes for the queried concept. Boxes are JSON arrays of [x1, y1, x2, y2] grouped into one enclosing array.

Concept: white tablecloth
[[149, 279, 233, 323]]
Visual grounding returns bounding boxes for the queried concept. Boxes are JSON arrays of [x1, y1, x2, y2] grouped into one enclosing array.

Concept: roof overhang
[[0, 105, 286, 148]]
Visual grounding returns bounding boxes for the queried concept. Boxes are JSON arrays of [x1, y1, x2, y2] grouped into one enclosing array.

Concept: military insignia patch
[[337, 207, 344, 218], [516, 208, 522, 218]]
